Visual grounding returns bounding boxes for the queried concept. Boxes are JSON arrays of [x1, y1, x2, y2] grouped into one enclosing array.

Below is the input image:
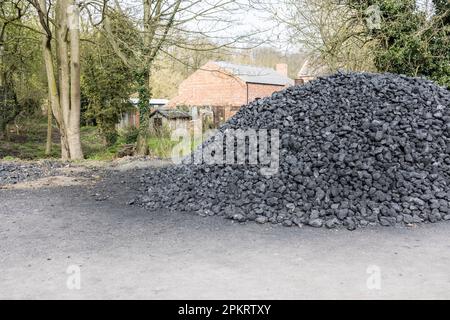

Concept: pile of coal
[[139, 72, 450, 229]]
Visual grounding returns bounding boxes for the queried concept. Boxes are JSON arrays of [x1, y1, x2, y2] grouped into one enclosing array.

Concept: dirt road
[[0, 161, 449, 299]]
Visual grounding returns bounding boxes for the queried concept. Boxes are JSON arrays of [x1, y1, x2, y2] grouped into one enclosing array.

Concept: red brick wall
[[247, 83, 285, 103], [168, 61, 247, 108], [168, 61, 289, 122]]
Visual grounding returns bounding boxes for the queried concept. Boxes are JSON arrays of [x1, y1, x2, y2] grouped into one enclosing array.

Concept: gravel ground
[[0, 161, 64, 186], [0, 159, 449, 299]]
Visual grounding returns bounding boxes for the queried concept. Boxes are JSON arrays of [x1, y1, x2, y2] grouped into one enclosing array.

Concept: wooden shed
[[148, 109, 192, 135], [117, 98, 169, 130]]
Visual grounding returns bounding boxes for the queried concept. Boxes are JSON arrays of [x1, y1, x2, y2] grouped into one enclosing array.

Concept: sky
[[111, 0, 289, 52]]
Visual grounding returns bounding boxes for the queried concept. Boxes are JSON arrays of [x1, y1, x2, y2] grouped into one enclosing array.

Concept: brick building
[[168, 61, 294, 124]]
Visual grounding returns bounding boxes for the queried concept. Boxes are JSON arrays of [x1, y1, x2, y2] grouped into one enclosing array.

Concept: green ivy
[[350, 0, 449, 88]]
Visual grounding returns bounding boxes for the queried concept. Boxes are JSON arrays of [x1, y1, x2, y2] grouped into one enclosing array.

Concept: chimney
[[275, 63, 288, 77]]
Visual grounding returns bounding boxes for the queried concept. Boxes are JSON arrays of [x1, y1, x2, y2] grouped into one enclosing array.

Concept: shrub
[[119, 126, 139, 144]]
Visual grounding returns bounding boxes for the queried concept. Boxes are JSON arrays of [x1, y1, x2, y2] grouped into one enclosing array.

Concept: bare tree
[[1, 1, 27, 87], [254, 0, 376, 74], [28, 0, 83, 159], [0, 0, 28, 139], [45, 94, 52, 155], [101, 0, 259, 154]]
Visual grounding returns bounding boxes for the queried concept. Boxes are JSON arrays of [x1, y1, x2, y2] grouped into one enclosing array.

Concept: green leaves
[[80, 29, 134, 146], [356, 0, 449, 88]]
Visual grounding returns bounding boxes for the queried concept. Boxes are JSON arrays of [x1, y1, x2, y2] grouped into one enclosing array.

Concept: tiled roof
[[214, 61, 294, 86], [150, 109, 191, 119], [130, 98, 169, 105]]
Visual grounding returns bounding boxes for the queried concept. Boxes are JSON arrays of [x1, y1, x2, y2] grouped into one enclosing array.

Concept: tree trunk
[[0, 33, 5, 141], [45, 98, 52, 156], [67, 2, 83, 159], [56, 0, 71, 128], [41, 31, 70, 159], [41, 0, 83, 160], [0, 30, 5, 88], [0, 121, 7, 141], [135, 69, 150, 155], [135, 0, 154, 156], [56, 0, 72, 159], [38, 0, 70, 159]]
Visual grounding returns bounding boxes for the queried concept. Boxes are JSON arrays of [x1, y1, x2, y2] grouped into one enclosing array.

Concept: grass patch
[[0, 115, 60, 160], [0, 116, 203, 161], [147, 132, 203, 159], [147, 136, 178, 158], [85, 143, 121, 161], [81, 126, 111, 160], [1, 155, 20, 161], [0, 116, 112, 160]]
